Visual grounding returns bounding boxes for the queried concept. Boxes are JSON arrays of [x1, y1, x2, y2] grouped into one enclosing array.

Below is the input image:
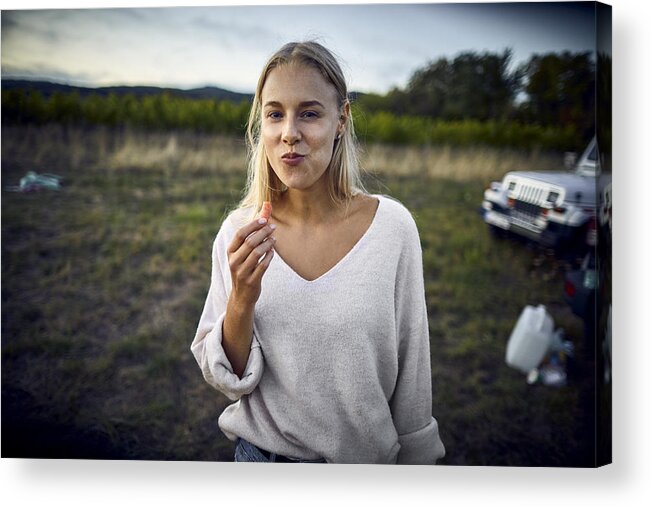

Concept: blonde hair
[[238, 41, 365, 216]]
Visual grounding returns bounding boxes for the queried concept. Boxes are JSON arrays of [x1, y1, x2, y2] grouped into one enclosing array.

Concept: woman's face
[[260, 62, 345, 193]]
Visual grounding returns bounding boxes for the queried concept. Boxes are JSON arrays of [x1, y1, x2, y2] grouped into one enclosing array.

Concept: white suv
[[481, 138, 608, 252]]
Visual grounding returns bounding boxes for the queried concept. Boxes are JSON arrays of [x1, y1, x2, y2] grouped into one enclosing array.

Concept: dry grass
[[361, 143, 563, 182], [2, 124, 564, 181], [1, 124, 247, 174], [107, 130, 248, 174]]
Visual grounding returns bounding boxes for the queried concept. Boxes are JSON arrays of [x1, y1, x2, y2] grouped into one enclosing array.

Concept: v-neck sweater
[[191, 194, 445, 464]]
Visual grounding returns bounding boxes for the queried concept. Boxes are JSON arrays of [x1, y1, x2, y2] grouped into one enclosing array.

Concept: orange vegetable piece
[[260, 201, 272, 221]]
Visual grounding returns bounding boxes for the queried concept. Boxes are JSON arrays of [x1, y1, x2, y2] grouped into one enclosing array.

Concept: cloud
[[188, 11, 282, 51], [1, 15, 19, 32], [2, 63, 105, 86], [1, 10, 61, 44]]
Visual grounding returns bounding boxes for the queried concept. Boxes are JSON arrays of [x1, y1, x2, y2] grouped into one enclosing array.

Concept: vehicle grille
[[513, 200, 541, 217], [514, 184, 546, 206], [511, 200, 543, 232]]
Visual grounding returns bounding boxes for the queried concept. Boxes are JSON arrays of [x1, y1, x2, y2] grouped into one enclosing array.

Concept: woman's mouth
[[281, 152, 305, 166]]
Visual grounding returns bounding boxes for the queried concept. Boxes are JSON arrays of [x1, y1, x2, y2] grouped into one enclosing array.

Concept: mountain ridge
[[1, 78, 255, 103]]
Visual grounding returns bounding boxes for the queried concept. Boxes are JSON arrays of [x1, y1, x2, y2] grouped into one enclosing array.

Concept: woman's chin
[[274, 172, 326, 192]]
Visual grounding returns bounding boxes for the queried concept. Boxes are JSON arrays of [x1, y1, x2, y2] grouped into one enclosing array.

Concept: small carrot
[[260, 201, 272, 221]]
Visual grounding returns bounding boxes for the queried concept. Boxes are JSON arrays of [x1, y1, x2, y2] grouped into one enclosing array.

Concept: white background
[[1, 0, 649, 505]]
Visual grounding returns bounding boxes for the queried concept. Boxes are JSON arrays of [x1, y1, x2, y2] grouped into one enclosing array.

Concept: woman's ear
[[338, 100, 350, 137]]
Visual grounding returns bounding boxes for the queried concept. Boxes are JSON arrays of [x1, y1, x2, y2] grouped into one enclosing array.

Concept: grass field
[[2, 124, 599, 465]]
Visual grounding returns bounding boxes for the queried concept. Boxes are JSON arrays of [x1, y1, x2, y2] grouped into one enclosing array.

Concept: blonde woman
[[191, 41, 445, 464]]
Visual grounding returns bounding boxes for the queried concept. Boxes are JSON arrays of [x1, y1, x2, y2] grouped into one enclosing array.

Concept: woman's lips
[[281, 153, 305, 166]]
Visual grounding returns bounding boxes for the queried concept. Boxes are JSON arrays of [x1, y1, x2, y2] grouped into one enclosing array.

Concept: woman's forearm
[[222, 296, 256, 378]]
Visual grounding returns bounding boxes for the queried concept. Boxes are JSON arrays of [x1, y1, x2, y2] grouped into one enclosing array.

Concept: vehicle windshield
[[575, 138, 599, 176], [587, 143, 597, 162]]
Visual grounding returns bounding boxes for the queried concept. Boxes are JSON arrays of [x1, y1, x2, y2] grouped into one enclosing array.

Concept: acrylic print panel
[[1, 1, 611, 466]]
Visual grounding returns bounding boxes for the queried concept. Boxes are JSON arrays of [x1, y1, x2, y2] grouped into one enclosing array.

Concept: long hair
[[238, 41, 365, 217]]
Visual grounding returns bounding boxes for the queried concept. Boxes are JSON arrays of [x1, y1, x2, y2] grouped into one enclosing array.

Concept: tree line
[[1, 91, 252, 135], [2, 50, 610, 151], [355, 49, 607, 148]]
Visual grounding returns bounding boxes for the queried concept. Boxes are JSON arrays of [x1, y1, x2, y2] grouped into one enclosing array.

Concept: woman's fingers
[[228, 219, 276, 278], [240, 236, 276, 274], [228, 218, 272, 255], [228, 220, 274, 262], [251, 243, 275, 281]]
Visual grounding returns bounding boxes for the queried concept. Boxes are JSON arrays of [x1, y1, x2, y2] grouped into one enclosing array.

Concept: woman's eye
[[266, 111, 282, 120], [301, 111, 319, 119]]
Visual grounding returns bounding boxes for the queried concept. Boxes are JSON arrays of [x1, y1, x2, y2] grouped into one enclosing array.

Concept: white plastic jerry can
[[506, 305, 555, 374]]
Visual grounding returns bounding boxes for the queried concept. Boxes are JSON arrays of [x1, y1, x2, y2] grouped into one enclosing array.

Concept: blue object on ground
[[5, 171, 63, 192]]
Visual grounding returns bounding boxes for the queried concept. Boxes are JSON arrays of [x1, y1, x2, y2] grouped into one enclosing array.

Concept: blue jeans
[[234, 438, 326, 463]]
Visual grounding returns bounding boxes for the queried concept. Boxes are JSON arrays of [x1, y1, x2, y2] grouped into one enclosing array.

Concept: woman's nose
[[281, 117, 300, 144]]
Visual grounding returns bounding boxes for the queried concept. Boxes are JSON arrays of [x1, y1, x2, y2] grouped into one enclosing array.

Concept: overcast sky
[[1, 1, 609, 94]]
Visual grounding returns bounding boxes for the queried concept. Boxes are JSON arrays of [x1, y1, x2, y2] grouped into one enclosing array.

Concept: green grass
[[2, 125, 599, 465]]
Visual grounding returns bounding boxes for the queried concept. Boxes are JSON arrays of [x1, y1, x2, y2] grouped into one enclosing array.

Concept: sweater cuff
[[202, 313, 264, 401], [397, 417, 446, 465]]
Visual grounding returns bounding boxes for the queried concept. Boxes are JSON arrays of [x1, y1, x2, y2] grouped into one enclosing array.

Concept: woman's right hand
[[226, 217, 276, 308]]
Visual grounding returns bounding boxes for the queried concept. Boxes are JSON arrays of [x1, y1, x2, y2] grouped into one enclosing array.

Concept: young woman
[[191, 41, 445, 464]]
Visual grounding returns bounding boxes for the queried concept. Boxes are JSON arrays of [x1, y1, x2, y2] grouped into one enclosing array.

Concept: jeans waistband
[[237, 438, 326, 463], [256, 445, 297, 463]]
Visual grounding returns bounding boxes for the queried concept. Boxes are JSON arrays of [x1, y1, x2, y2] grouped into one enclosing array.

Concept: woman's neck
[[277, 188, 339, 227]]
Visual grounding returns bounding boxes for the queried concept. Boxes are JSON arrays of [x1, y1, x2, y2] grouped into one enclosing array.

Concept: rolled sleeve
[[191, 311, 264, 401], [397, 417, 446, 465]]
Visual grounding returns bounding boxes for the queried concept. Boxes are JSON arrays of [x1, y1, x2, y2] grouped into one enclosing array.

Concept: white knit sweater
[[191, 194, 445, 464]]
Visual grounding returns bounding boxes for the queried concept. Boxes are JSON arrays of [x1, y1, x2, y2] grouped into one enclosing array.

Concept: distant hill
[[1, 79, 254, 103]]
